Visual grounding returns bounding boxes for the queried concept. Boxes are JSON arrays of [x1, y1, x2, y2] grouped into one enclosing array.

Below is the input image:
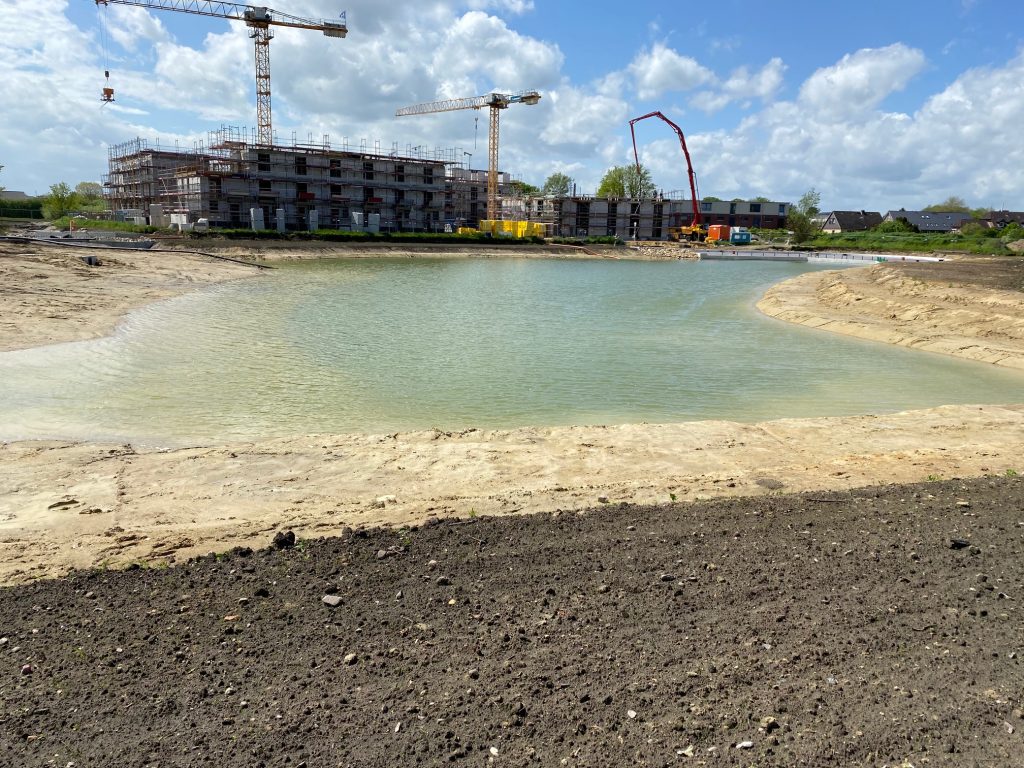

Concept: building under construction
[[508, 196, 790, 240], [104, 126, 506, 232]]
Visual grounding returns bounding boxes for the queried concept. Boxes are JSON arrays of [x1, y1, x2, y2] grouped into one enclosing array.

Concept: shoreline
[[757, 261, 1024, 370], [2, 241, 1024, 582]]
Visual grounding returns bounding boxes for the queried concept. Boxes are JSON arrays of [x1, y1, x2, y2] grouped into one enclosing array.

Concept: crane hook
[[101, 69, 115, 104]]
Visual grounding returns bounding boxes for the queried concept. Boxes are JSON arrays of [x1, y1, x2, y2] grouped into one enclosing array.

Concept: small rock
[[272, 530, 296, 550], [1005, 721, 1015, 734], [597, 584, 610, 594], [949, 539, 970, 550], [376, 549, 388, 559], [237, 597, 250, 605], [224, 687, 235, 695], [627, 709, 637, 719], [376, 494, 397, 506], [223, 614, 240, 622], [660, 574, 676, 582], [735, 740, 754, 750], [254, 587, 270, 598], [21, 664, 32, 675], [626, 525, 636, 531], [760, 716, 780, 733], [467, 668, 480, 680], [956, 500, 971, 508], [436, 576, 451, 586], [84, 591, 96, 599], [489, 746, 499, 756], [0, 637, 7, 646], [678, 745, 695, 757], [322, 594, 343, 608], [344, 653, 357, 665], [597, 495, 609, 503]]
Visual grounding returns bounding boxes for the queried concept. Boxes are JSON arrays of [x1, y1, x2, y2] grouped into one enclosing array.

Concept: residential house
[[982, 210, 1024, 228], [882, 209, 972, 232], [820, 210, 883, 233]]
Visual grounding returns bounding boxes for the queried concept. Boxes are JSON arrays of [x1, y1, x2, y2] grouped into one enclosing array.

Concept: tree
[[750, 196, 771, 203], [923, 196, 970, 213], [597, 164, 656, 199], [42, 182, 78, 219], [702, 195, 722, 203], [797, 188, 821, 217], [786, 209, 817, 244], [541, 172, 572, 197], [75, 181, 103, 201], [509, 180, 541, 197]]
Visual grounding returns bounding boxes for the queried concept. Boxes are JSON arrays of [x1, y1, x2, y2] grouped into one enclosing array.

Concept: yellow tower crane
[[396, 91, 541, 222], [95, 1, 348, 146]]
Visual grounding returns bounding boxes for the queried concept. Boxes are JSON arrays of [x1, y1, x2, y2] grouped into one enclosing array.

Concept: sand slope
[[2, 405, 1023, 582], [757, 263, 1024, 369]]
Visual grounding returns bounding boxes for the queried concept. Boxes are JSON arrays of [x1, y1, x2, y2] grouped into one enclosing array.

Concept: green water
[[2, 257, 1023, 446]]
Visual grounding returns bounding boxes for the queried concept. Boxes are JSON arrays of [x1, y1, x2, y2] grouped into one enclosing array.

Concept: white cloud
[[2, 3, 1024, 214], [798, 43, 926, 116], [693, 57, 786, 113], [468, 0, 535, 13], [669, 48, 1024, 210], [628, 43, 715, 100], [105, 5, 169, 52]]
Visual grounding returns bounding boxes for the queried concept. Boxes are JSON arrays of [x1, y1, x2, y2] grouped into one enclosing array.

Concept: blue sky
[[2, 0, 1023, 211]]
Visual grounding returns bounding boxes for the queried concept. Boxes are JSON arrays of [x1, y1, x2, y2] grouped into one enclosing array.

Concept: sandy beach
[[1, 240, 1023, 582], [758, 258, 1024, 369]]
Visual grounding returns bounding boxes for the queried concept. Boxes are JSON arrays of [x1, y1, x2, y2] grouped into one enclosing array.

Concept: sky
[[1, 0, 1023, 212]]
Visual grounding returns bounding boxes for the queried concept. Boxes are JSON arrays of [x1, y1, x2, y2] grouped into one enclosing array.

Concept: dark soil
[[2, 477, 1023, 767], [893, 257, 1024, 292]]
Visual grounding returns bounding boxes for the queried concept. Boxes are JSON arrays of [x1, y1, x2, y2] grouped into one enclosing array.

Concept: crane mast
[[629, 111, 703, 234], [397, 91, 541, 222], [95, 0, 347, 146]]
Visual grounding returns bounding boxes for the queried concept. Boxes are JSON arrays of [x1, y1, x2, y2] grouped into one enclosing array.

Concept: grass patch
[[805, 230, 1013, 256]]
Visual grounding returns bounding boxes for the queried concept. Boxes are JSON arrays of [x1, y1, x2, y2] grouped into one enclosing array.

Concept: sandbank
[[1, 240, 1023, 583]]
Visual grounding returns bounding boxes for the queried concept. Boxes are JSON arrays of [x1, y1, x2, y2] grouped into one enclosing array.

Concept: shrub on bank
[[806, 230, 1013, 256], [189, 229, 547, 245], [549, 236, 624, 246], [50, 217, 162, 234]]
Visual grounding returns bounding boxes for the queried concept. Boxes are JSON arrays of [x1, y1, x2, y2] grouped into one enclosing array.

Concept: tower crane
[[396, 91, 541, 222], [95, 1, 348, 146], [629, 111, 705, 241]]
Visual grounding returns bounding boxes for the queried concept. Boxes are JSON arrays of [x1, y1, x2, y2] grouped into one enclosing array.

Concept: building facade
[[104, 129, 501, 232], [511, 197, 790, 239]]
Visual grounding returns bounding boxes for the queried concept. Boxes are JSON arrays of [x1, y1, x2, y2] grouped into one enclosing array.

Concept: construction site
[[95, 1, 791, 240]]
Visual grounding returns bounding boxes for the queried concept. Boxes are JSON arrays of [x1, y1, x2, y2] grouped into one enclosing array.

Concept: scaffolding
[[104, 126, 506, 232]]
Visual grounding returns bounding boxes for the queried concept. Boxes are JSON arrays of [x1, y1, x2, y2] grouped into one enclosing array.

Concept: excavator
[[628, 111, 706, 242]]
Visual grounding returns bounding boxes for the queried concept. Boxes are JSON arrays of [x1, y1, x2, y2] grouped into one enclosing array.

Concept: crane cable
[[97, 3, 113, 105]]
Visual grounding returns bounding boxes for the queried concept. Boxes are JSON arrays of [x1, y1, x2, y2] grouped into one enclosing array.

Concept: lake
[[2, 257, 1023, 446]]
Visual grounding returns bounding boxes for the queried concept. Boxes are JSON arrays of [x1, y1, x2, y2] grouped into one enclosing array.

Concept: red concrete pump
[[628, 111, 705, 241]]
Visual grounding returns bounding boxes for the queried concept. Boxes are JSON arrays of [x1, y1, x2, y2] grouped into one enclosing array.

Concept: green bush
[[805, 229, 1011, 256], [874, 218, 917, 233], [51, 217, 163, 234], [189, 229, 546, 245]]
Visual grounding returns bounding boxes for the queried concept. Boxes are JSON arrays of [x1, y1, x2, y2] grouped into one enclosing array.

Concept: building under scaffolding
[[104, 127, 509, 232], [510, 195, 791, 240]]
